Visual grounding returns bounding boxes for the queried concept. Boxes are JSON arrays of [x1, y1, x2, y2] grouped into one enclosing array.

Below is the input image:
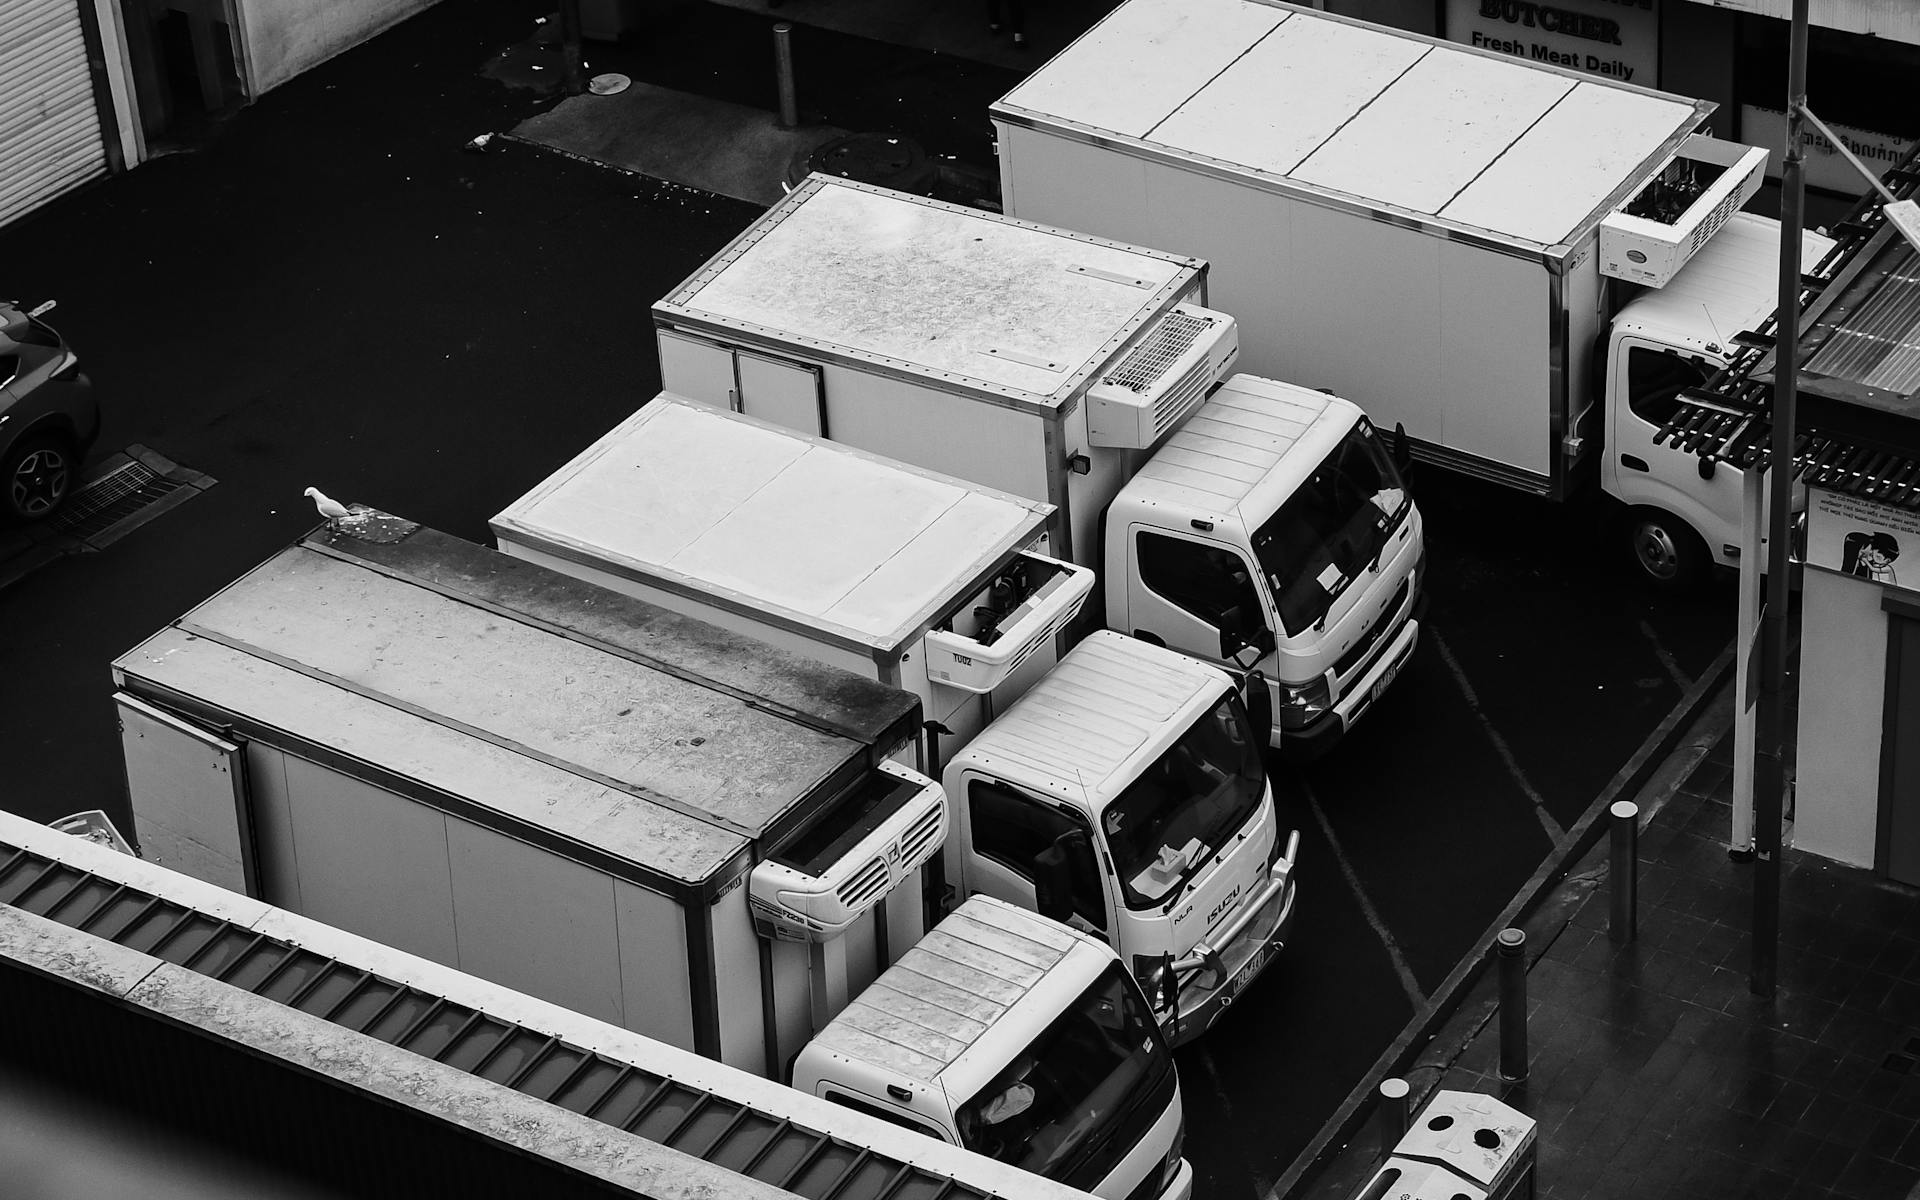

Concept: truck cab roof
[[796, 895, 1115, 1109], [1612, 212, 1838, 362], [944, 630, 1231, 808], [1111, 373, 1362, 540]]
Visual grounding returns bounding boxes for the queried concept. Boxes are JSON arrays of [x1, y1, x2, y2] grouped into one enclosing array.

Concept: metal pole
[[1609, 801, 1639, 944], [1377, 1077, 1410, 1159], [1752, 0, 1808, 999], [1496, 928, 1528, 1082], [773, 23, 799, 129], [557, 0, 586, 96]]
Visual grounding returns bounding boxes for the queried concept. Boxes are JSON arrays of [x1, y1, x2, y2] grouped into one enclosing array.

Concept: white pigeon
[[304, 487, 350, 527]]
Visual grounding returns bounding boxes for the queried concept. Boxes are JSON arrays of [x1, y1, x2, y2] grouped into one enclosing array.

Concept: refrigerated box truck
[[492, 398, 1302, 1046], [651, 177, 1422, 748], [990, 0, 1834, 585], [109, 516, 1191, 1200]]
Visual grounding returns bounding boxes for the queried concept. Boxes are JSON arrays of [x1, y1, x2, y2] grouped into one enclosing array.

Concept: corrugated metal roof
[[0, 829, 1004, 1200], [1659, 153, 1920, 508]]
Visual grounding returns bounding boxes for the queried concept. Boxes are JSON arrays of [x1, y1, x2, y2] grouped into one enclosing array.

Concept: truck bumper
[[1284, 613, 1421, 757], [1157, 1157, 1194, 1200], [1164, 872, 1297, 1047]]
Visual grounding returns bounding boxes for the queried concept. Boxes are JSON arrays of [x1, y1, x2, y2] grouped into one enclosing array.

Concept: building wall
[[1794, 567, 1885, 867], [236, 0, 436, 94]]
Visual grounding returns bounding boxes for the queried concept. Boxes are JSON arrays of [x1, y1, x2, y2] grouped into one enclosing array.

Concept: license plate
[[1227, 947, 1267, 1000], [1371, 654, 1404, 706]]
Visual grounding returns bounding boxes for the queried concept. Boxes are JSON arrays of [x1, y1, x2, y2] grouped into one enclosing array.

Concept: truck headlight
[[1132, 953, 1178, 1015], [1277, 675, 1332, 725]]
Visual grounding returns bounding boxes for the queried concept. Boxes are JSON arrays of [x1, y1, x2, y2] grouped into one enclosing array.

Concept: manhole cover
[[49, 460, 184, 540]]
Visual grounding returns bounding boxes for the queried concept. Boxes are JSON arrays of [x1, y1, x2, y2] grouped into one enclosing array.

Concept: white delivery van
[[794, 896, 1193, 1200], [991, 0, 1833, 585], [651, 176, 1422, 744], [492, 400, 1300, 1046]]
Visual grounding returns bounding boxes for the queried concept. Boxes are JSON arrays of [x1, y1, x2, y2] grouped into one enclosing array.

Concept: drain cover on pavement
[[0, 445, 214, 590]]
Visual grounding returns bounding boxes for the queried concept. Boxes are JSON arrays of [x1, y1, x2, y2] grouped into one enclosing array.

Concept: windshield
[[1101, 691, 1267, 909], [1252, 419, 1409, 635], [955, 963, 1173, 1186]]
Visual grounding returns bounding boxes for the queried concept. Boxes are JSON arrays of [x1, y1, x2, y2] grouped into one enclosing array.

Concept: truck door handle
[[1133, 630, 1166, 647], [1621, 454, 1650, 473]]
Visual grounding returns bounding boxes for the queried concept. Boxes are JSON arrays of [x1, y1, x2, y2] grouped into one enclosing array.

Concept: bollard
[[1496, 928, 1528, 1083], [1610, 799, 1639, 945], [773, 23, 799, 129], [1377, 1077, 1411, 1159]]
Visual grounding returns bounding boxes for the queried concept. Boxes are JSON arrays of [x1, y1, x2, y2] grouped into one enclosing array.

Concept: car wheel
[[1626, 507, 1709, 590], [1, 433, 78, 522]]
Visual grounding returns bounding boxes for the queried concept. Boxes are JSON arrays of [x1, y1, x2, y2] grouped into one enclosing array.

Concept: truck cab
[[943, 630, 1299, 1046], [1601, 212, 1837, 586], [1107, 375, 1424, 753], [792, 895, 1192, 1200]]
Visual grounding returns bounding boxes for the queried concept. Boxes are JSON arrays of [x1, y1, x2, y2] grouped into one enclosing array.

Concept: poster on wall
[[1445, 0, 1659, 84], [1806, 487, 1920, 592], [1741, 107, 1917, 196]]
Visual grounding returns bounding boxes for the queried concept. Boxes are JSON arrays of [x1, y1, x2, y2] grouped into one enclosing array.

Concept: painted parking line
[[1640, 618, 1693, 691], [1303, 779, 1425, 1010], [1430, 628, 1566, 843]]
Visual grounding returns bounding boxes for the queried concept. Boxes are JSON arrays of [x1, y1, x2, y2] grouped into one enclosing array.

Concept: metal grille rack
[[1656, 145, 1920, 508], [0, 839, 991, 1200]]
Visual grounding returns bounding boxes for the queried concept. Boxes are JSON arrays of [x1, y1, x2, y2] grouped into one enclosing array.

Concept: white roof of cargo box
[[994, 0, 1712, 250], [111, 521, 921, 894], [653, 177, 1203, 414], [491, 397, 1055, 656]]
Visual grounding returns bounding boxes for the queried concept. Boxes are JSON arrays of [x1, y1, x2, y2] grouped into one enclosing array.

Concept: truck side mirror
[[1392, 422, 1414, 478], [1032, 830, 1086, 924], [1240, 669, 1274, 748], [1217, 608, 1275, 666]]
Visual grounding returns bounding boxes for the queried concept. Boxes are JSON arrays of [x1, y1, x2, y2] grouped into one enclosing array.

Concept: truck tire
[[1, 433, 77, 523], [1626, 507, 1709, 590]]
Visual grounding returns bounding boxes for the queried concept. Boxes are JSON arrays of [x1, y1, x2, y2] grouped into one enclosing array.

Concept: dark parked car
[[0, 299, 96, 522]]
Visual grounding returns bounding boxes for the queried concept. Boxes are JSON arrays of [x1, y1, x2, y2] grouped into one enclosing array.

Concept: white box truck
[[492, 398, 1302, 1045], [108, 516, 1191, 1200], [650, 176, 1423, 750], [990, 0, 1833, 587]]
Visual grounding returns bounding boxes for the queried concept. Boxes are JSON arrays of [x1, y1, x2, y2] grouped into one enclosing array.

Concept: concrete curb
[[1269, 638, 1738, 1200]]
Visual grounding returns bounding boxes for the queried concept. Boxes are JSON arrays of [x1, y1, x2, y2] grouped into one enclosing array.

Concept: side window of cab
[[1136, 531, 1263, 631], [967, 780, 1107, 931], [1626, 347, 1709, 427]]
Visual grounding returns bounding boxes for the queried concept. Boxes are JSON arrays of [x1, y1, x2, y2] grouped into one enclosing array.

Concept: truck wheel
[[1, 433, 77, 523], [1626, 508, 1708, 589]]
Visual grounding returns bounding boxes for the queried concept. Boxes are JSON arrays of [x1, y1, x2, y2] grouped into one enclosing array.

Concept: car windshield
[[955, 963, 1171, 1184], [1100, 691, 1267, 909], [1252, 420, 1410, 635]]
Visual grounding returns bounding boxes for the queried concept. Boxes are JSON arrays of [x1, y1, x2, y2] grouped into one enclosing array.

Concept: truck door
[[656, 330, 827, 435], [958, 776, 1110, 941], [1606, 338, 1744, 567], [1124, 527, 1276, 676]]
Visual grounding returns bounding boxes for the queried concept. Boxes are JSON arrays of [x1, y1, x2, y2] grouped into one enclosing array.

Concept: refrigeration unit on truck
[[491, 398, 1300, 1046], [990, 0, 1834, 586], [108, 514, 1191, 1200], [649, 176, 1422, 748]]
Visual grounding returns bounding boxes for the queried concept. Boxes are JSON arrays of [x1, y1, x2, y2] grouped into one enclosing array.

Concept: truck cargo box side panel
[[496, 541, 890, 677], [244, 742, 301, 913], [995, 0, 1284, 139], [711, 884, 769, 1074], [447, 819, 626, 1028], [659, 327, 737, 408], [115, 694, 251, 895], [615, 878, 699, 1051], [1437, 238, 1554, 479], [770, 938, 814, 1075], [1565, 248, 1605, 462], [279, 753, 462, 967], [820, 365, 1056, 524]]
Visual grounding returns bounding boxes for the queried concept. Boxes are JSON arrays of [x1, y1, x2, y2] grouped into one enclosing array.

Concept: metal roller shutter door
[[0, 0, 106, 226]]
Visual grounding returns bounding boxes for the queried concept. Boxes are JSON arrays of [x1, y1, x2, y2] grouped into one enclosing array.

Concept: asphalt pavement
[[0, 1, 1797, 1197]]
